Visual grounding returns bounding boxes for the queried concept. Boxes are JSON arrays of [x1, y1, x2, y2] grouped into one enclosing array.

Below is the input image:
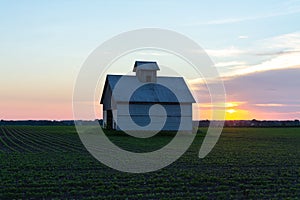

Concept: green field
[[0, 126, 299, 199]]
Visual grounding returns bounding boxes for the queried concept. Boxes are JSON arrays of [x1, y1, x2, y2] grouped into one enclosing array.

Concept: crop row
[[0, 126, 85, 153], [1, 126, 299, 199]]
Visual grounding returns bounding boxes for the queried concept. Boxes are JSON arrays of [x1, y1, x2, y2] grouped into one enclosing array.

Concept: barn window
[[146, 75, 151, 82]]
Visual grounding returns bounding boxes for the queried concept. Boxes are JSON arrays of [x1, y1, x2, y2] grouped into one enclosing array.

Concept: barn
[[100, 61, 195, 131]]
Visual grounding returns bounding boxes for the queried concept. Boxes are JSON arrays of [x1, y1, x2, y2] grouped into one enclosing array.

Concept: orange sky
[[1, 1, 300, 121], [1, 68, 300, 120]]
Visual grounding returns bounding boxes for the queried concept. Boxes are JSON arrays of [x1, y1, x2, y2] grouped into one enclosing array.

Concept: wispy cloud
[[260, 32, 300, 50], [185, 6, 300, 26], [254, 50, 300, 56], [238, 35, 249, 39], [199, 17, 252, 25], [206, 32, 300, 77], [191, 68, 300, 120], [230, 53, 300, 76], [215, 61, 246, 67], [255, 104, 284, 107], [206, 46, 245, 58], [198, 101, 246, 109], [209, 32, 300, 56], [136, 51, 168, 56]]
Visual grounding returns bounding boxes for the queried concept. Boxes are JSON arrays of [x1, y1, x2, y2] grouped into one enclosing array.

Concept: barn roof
[[100, 75, 195, 104], [133, 61, 160, 72]]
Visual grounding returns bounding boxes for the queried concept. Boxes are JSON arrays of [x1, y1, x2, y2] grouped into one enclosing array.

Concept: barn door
[[106, 110, 113, 129]]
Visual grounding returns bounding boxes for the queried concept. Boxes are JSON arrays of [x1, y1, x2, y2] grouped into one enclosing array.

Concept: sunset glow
[[226, 109, 236, 114], [225, 102, 252, 120], [225, 109, 252, 120], [0, 1, 299, 120], [194, 101, 255, 121]]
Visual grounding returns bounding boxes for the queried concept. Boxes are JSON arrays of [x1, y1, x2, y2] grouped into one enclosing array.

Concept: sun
[[225, 101, 251, 120], [226, 108, 239, 120], [226, 109, 236, 114], [225, 107, 251, 120], [196, 101, 252, 120]]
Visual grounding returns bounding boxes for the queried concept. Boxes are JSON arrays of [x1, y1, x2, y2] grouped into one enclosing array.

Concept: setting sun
[[196, 101, 253, 120], [225, 108, 252, 120], [226, 109, 236, 114], [225, 102, 252, 120]]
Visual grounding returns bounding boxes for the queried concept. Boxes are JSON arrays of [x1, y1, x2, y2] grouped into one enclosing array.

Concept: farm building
[[100, 61, 195, 131]]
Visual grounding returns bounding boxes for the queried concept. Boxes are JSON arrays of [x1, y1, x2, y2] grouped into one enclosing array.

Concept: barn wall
[[102, 86, 111, 110], [116, 103, 193, 131], [136, 70, 157, 83], [103, 110, 107, 128], [112, 109, 118, 130], [102, 86, 117, 110], [116, 116, 192, 131], [117, 104, 192, 116]]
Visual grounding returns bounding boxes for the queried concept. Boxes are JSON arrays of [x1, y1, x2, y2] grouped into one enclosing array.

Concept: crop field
[[0, 126, 299, 199]]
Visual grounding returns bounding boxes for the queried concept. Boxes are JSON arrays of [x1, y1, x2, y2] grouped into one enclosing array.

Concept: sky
[[0, 0, 300, 120]]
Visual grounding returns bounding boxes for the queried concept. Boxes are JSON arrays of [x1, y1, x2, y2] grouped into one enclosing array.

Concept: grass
[[0, 126, 299, 199]]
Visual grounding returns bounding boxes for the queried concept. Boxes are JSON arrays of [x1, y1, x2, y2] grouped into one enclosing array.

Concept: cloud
[[198, 101, 246, 109], [225, 67, 300, 119], [250, 32, 300, 57], [261, 32, 300, 50], [206, 32, 300, 77], [206, 47, 245, 58], [191, 32, 300, 119], [214, 61, 246, 67], [185, 5, 300, 26], [225, 67, 300, 102], [200, 17, 252, 25], [190, 67, 300, 120], [255, 104, 284, 107], [136, 52, 168, 56], [230, 53, 300, 76], [208, 32, 300, 59], [254, 50, 300, 56], [239, 35, 249, 39]]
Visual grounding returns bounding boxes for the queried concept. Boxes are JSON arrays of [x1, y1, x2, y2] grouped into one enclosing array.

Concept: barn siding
[[112, 110, 118, 129], [116, 103, 193, 131], [102, 86, 112, 110], [116, 116, 192, 131], [117, 103, 192, 116], [103, 110, 107, 127]]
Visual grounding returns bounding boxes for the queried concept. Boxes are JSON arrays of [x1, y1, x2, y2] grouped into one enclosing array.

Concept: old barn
[[100, 61, 195, 131]]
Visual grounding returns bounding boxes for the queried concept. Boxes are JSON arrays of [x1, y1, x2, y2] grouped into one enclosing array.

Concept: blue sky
[[0, 0, 300, 119]]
